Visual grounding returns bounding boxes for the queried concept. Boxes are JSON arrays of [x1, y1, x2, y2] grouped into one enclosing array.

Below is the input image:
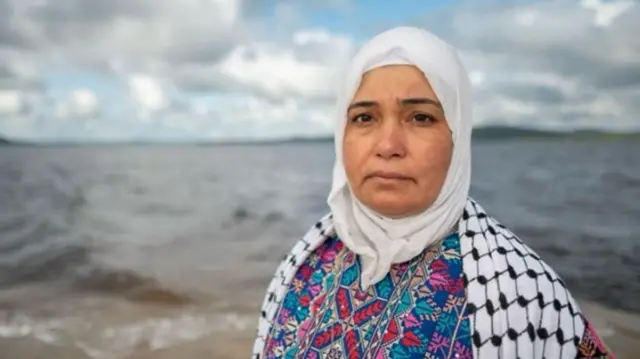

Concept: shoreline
[[135, 299, 640, 359], [578, 300, 640, 357], [0, 299, 637, 359]]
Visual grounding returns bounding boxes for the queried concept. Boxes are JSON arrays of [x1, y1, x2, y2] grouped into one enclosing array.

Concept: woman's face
[[343, 65, 453, 218]]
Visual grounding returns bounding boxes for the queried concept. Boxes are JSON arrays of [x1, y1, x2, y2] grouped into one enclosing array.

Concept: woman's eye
[[412, 113, 434, 123], [352, 114, 373, 123]]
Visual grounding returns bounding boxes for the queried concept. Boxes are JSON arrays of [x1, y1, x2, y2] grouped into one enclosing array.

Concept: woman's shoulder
[[290, 212, 335, 258], [459, 199, 601, 356], [459, 199, 576, 302], [267, 213, 335, 283], [252, 213, 336, 353]]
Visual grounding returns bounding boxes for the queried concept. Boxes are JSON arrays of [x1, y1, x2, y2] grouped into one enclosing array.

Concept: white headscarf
[[327, 26, 474, 289]]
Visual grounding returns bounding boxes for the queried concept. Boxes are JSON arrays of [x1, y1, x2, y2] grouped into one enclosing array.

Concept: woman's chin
[[362, 196, 426, 219]]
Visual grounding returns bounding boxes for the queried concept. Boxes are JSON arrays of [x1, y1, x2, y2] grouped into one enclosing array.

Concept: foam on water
[[0, 309, 255, 359]]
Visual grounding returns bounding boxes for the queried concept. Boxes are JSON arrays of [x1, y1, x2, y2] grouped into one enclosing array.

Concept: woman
[[251, 27, 613, 359]]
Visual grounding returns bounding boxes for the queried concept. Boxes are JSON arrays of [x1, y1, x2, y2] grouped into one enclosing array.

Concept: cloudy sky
[[0, 0, 638, 142]]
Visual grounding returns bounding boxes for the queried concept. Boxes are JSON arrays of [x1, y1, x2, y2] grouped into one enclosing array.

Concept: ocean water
[[0, 139, 638, 358]]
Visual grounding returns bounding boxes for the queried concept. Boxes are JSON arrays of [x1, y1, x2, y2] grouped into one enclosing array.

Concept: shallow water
[[0, 139, 638, 358]]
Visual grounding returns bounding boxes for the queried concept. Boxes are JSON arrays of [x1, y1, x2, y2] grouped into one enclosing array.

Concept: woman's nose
[[374, 120, 407, 159]]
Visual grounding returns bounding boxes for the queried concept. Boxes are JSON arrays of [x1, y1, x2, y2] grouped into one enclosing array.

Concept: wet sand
[[0, 330, 255, 359], [2, 300, 636, 359], [133, 300, 640, 359], [578, 301, 640, 358]]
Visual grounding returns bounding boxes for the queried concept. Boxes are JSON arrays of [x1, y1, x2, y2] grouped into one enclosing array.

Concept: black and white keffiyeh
[[251, 198, 589, 359]]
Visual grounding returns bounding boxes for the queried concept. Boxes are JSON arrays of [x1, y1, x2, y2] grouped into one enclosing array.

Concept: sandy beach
[[134, 301, 640, 359], [110, 301, 640, 359], [0, 299, 637, 359]]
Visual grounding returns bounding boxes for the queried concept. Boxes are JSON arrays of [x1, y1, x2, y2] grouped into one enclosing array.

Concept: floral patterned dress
[[262, 232, 473, 358]]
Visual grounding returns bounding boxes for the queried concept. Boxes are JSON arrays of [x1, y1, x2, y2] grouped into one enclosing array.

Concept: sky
[[0, 0, 638, 142]]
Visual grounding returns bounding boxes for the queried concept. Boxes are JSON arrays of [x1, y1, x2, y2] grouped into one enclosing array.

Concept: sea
[[0, 138, 638, 358]]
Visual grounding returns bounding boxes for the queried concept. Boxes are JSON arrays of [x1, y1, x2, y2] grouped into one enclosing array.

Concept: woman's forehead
[[351, 65, 438, 101]]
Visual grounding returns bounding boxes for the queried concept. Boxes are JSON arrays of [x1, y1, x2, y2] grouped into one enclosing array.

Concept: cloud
[[128, 75, 168, 114], [0, 90, 25, 114], [0, 0, 357, 140], [0, 0, 638, 141], [420, 0, 639, 130], [212, 29, 352, 100], [55, 88, 100, 119], [582, 0, 636, 27]]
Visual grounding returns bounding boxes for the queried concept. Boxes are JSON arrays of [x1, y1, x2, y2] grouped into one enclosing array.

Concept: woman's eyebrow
[[347, 100, 377, 112], [399, 97, 443, 110], [347, 98, 443, 112]]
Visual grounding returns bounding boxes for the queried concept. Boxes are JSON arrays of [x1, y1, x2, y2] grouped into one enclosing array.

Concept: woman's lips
[[366, 170, 413, 182]]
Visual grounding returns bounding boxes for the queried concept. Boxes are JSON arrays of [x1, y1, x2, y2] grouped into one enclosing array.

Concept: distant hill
[[1, 126, 637, 146], [473, 126, 563, 139], [277, 125, 639, 144], [472, 125, 639, 140]]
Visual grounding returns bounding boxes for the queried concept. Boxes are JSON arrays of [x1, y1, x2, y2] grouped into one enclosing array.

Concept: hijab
[[327, 26, 474, 289]]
